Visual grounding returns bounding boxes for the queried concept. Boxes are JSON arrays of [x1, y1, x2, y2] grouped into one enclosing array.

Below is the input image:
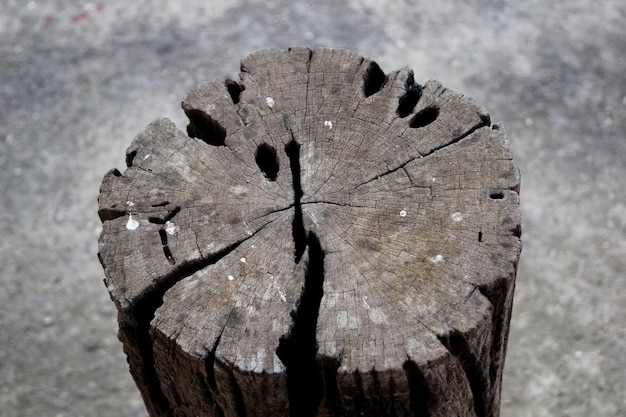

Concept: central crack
[[277, 138, 325, 417], [285, 139, 307, 263]]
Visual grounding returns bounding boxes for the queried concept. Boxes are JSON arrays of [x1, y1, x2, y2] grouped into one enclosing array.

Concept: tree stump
[[98, 47, 521, 417]]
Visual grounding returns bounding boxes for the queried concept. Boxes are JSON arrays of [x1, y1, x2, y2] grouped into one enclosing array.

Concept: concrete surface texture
[[0, 0, 624, 416]]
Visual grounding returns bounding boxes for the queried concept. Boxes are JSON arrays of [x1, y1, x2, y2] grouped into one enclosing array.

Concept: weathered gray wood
[[98, 47, 521, 417]]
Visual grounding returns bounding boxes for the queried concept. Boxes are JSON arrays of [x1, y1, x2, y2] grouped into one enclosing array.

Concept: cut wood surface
[[98, 47, 522, 417]]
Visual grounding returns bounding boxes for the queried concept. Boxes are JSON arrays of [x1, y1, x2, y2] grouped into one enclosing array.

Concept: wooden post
[[98, 47, 521, 417]]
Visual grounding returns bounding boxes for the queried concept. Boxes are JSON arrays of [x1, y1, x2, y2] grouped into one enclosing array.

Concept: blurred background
[[0, 1, 624, 416]]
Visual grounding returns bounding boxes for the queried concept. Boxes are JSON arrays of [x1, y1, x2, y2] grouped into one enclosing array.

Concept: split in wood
[[98, 47, 522, 417]]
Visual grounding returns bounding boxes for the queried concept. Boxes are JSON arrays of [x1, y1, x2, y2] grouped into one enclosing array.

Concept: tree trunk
[[98, 47, 521, 417]]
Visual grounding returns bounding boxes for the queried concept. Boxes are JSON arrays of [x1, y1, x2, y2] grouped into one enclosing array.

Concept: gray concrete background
[[1, 0, 624, 416]]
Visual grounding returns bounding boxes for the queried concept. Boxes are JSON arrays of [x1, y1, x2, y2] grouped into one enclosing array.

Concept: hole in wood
[[225, 79, 244, 104], [410, 106, 439, 128], [158, 229, 168, 246], [478, 231, 483, 242], [185, 109, 227, 146], [489, 191, 505, 200], [163, 246, 175, 265], [126, 150, 137, 167], [397, 73, 422, 118], [363, 61, 387, 97], [255, 143, 279, 181]]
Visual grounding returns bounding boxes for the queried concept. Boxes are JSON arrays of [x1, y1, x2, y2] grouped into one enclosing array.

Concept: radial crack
[[119, 220, 276, 417], [403, 358, 431, 417], [420, 119, 490, 158], [437, 330, 488, 417], [276, 232, 325, 417], [285, 138, 307, 263]]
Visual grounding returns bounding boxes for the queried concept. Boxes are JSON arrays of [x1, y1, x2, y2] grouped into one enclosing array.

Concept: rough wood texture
[[98, 47, 521, 417]]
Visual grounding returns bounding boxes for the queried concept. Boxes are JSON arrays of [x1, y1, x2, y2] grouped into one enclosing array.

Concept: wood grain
[[98, 47, 521, 417]]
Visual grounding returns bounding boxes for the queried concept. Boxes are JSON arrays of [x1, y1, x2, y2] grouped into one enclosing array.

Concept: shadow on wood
[[98, 47, 522, 417]]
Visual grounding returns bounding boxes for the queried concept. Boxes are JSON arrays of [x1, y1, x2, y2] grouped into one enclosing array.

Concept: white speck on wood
[[324, 120, 333, 129], [126, 201, 134, 207], [143, 153, 151, 160], [240, 257, 246, 264], [126, 215, 139, 230], [265, 97, 275, 108], [228, 275, 234, 281], [451, 212, 463, 222], [400, 209, 407, 217], [276, 286, 287, 302], [165, 221, 179, 235], [430, 254, 444, 263]]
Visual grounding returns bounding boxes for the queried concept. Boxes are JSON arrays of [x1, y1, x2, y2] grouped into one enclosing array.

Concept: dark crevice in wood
[[255, 143, 279, 181], [147, 206, 182, 265], [397, 71, 422, 118], [276, 232, 325, 417], [420, 119, 490, 158], [478, 231, 483, 242], [196, 357, 223, 417], [479, 112, 491, 126], [151, 201, 170, 207], [159, 229, 168, 246], [148, 206, 181, 225], [353, 370, 367, 416], [98, 207, 126, 222], [409, 106, 439, 129], [185, 109, 227, 146], [196, 369, 225, 417], [387, 372, 401, 417], [403, 359, 431, 417], [302, 200, 369, 209], [489, 191, 505, 200], [119, 225, 274, 417], [370, 370, 389, 416], [437, 330, 487, 417], [163, 246, 175, 265], [126, 150, 137, 167], [202, 315, 232, 417], [320, 356, 342, 417], [205, 333, 222, 390], [363, 61, 387, 97], [216, 359, 248, 417], [477, 278, 512, 415], [118, 317, 174, 417], [225, 79, 244, 105], [285, 139, 306, 263], [348, 158, 428, 195]]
